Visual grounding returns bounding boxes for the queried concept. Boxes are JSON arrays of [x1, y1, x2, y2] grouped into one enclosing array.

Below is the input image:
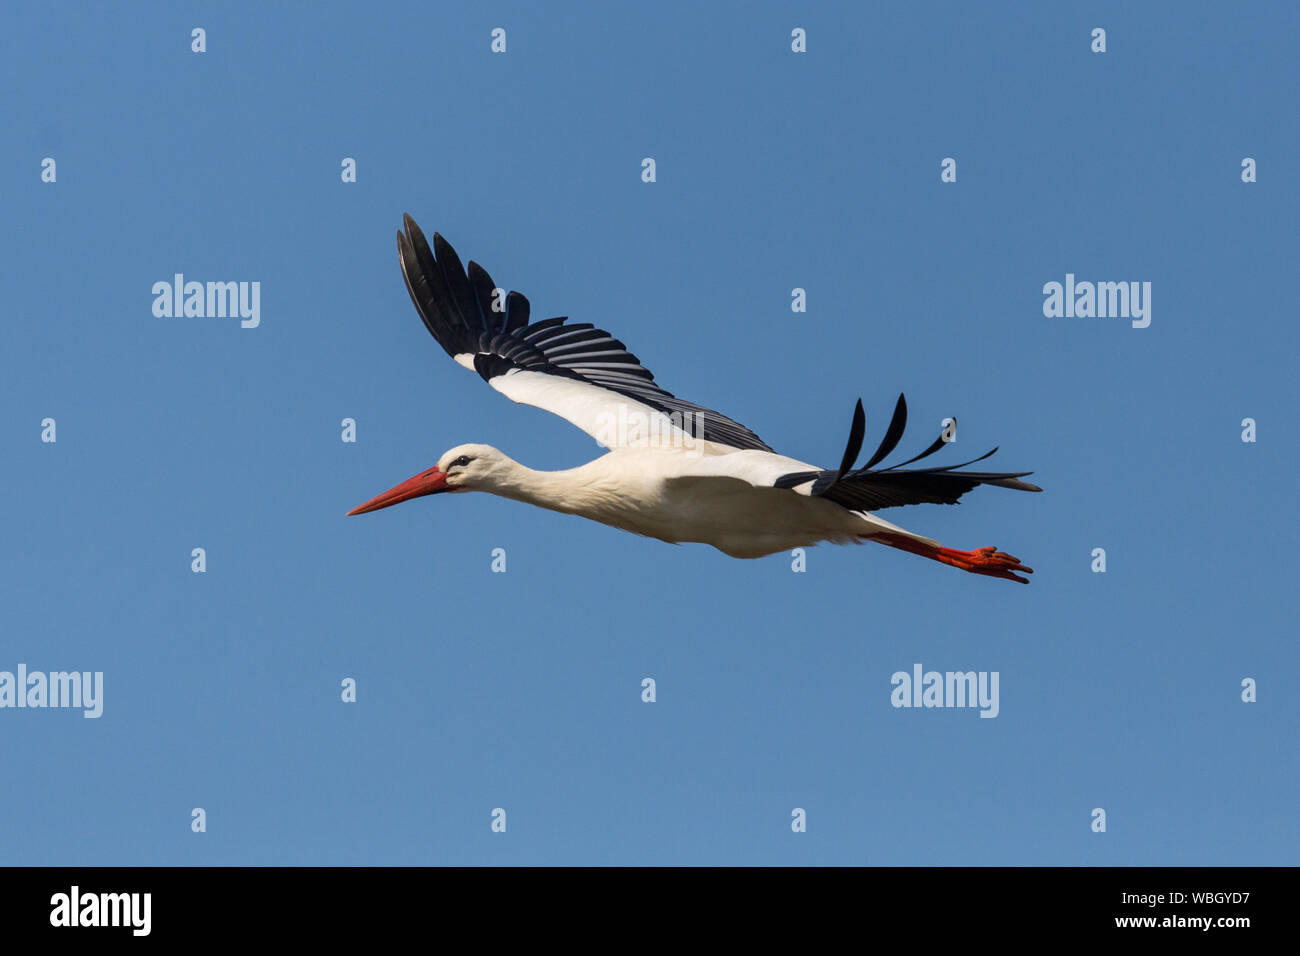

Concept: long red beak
[[347, 467, 449, 516]]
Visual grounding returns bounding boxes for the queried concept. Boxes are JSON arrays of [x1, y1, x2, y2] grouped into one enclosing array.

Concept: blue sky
[[1, 1, 1296, 865]]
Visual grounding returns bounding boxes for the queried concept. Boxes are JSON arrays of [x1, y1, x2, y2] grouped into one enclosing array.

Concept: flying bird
[[349, 216, 1042, 583]]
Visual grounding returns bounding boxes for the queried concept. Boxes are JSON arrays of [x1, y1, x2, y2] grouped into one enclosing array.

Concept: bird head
[[346, 443, 511, 515]]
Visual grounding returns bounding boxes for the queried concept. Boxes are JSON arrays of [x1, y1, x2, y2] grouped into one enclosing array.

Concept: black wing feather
[[886, 428, 951, 469], [774, 396, 1041, 510], [835, 400, 866, 484], [397, 216, 773, 452], [860, 393, 908, 471]]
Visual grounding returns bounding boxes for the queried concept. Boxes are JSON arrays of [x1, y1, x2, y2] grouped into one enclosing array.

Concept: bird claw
[[871, 533, 1034, 584], [936, 545, 1033, 584]]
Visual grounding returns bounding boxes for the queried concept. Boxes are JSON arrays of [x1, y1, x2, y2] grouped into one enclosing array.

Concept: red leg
[[871, 532, 1034, 584]]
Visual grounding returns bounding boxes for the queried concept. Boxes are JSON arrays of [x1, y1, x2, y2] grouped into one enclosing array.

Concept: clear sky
[[1, 1, 1296, 865]]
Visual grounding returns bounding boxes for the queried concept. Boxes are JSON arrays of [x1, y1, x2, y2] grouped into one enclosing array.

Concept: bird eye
[[451, 455, 473, 468]]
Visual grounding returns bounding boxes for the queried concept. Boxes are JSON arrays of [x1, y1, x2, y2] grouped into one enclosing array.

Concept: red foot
[[872, 533, 1034, 584]]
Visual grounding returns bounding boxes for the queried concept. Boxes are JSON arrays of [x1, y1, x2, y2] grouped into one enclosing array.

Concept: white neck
[[480, 460, 610, 517]]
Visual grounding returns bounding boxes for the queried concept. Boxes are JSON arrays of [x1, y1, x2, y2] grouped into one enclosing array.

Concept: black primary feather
[[861, 393, 908, 471], [834, 400, 866, 484]]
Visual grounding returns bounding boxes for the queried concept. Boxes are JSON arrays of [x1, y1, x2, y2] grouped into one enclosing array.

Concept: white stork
[[349, 216, 1042, 583]]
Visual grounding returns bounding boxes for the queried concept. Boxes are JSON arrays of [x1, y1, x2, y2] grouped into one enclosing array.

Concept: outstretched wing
[[396, 215, 771, 452], [773, 395, 1042, 510]]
